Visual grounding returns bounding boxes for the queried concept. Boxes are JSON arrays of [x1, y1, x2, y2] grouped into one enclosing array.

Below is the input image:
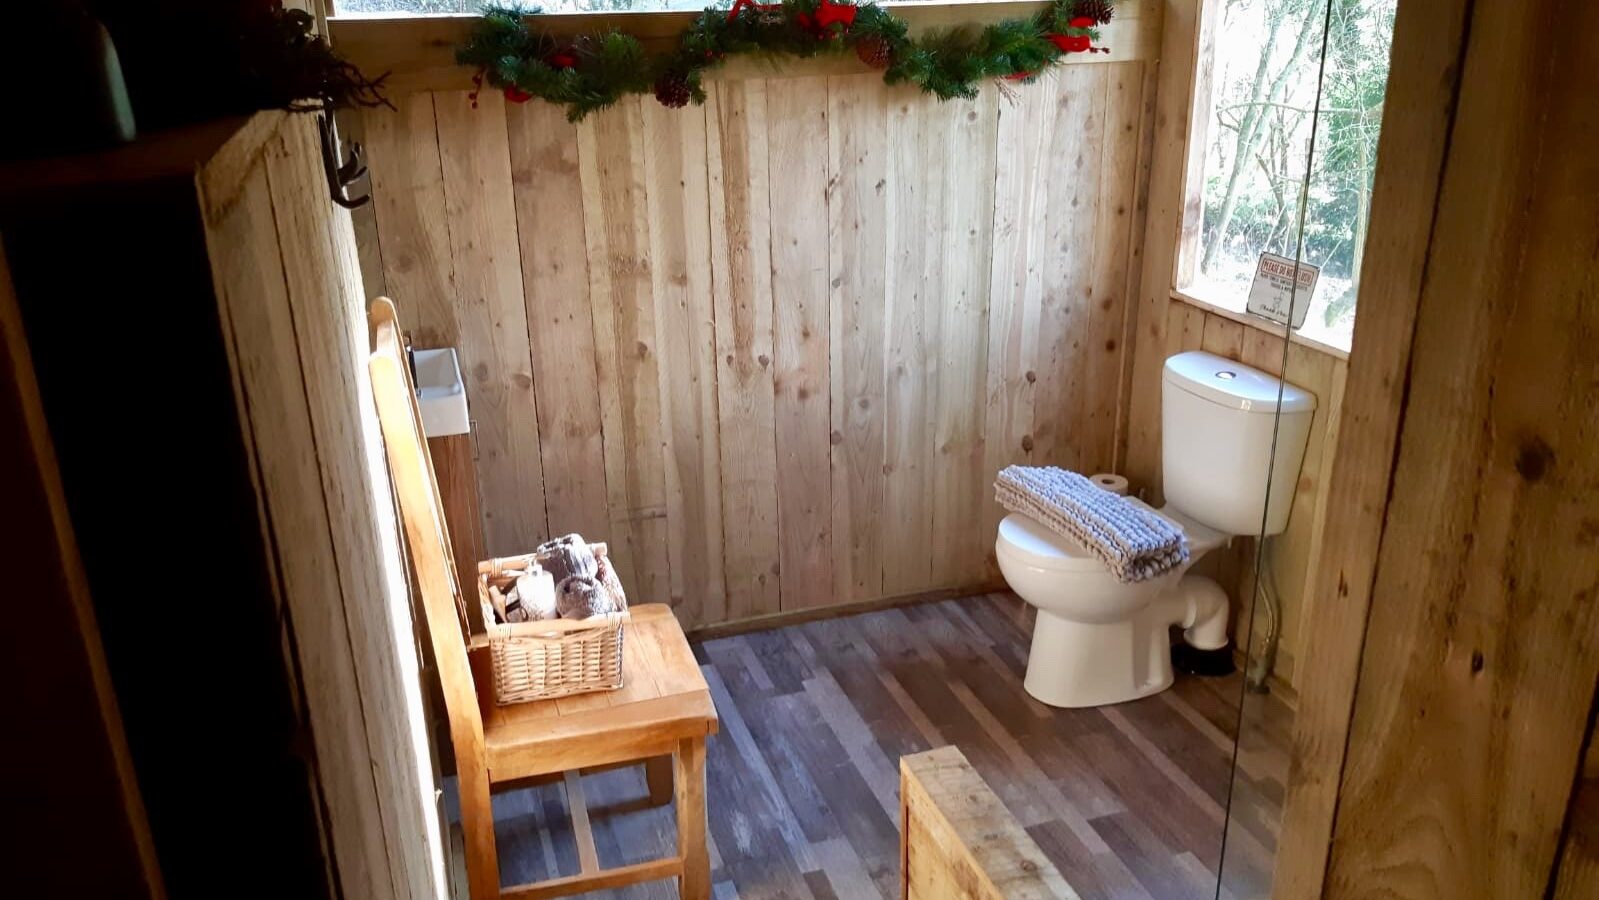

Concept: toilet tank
[[1161, 351, 1317, 537]]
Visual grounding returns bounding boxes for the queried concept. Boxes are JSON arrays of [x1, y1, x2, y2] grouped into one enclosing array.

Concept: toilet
[[996, 351, 1317, 708]]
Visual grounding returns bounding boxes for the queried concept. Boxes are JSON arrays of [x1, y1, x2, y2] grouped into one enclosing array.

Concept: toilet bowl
[[996, 508, 1230, 708], [996, 351, 1318, 708]]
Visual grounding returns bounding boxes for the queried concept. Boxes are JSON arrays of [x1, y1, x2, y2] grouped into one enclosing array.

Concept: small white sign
[[1246, 252, 1319, 329]]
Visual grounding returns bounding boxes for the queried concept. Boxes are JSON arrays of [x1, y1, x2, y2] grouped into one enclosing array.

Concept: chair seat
[[473, 604, 719, 783]]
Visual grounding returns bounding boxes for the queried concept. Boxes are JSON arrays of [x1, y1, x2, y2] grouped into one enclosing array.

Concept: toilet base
[[1023, 609, 1176, 708]]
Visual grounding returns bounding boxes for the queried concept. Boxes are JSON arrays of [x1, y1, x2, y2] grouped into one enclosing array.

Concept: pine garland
[[457, 0, 1114, 121]]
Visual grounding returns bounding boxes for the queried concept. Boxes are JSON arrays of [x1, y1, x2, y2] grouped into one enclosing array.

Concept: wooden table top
[[475, 604, 719, 781]]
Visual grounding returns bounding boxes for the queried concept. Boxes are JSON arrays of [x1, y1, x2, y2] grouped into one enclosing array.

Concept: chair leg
[[460, 767, 501, 899], [645, 754, 673, 806], [675, 737, 709, 900]]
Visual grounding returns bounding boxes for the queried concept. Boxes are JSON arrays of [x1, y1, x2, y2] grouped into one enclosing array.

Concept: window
[[1183, 0, 1397, 350]]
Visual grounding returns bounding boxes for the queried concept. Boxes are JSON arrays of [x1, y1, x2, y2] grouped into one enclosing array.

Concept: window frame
[[1166, 0, 1362, 358]]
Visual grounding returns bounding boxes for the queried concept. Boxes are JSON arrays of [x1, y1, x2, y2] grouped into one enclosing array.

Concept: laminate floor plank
[[457, 592, 1291, 899]]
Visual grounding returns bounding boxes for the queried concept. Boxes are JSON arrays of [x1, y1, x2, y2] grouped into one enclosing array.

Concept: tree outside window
[[1192, 0, 1396, 350]]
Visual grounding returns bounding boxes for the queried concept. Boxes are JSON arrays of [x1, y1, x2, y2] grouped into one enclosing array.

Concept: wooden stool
[[369, 298, 718, 898]]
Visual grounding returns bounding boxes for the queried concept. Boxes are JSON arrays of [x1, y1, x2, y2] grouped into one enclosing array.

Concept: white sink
[[411, 347, 470, 438]]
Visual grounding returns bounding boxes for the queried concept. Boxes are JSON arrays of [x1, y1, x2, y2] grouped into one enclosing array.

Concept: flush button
[[1216, 371, 1237, 380]]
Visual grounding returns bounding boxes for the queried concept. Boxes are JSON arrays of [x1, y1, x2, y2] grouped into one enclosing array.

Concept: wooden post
[[675, 738, 710, 899]]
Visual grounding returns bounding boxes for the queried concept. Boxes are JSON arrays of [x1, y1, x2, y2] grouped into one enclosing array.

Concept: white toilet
[[996, 351, 1317, 708]]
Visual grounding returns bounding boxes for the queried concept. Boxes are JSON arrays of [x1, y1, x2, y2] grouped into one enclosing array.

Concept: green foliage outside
[[1197, 0, 1395, 344]]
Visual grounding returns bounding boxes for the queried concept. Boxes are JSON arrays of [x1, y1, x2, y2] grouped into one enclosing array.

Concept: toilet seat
[[996, 514, 1106, 572]]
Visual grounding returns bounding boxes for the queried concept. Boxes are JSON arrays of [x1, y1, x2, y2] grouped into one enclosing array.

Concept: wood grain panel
[[1124, 0, 1208, 505], [827, 73, 890, 603], [1326, 0, 1599, 891], [1032, 65, 1109, 472], [207, 164, 397, 900], [578, 98, 672, 605], [706, 79, 781, 621], [262, 119, 448, 900], [928, 89, 998, 586], [506, 101, 611, 542], [434, 91, 550, 555], [428, 433, 487, 628], [881, 86, 935, 596], [768, 76, 836, 610], [643, 100, 726, 623], [356, 67, 1153, 632], [361, 94, 459, 346], [1088, 63, 1147, 473], [980, 80, 1053, 576]]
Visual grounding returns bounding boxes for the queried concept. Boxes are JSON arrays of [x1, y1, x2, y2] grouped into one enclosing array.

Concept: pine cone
[[654, 74, 692, 109], [1072, 0, 1115, 25], [855, 35, 892, 69]]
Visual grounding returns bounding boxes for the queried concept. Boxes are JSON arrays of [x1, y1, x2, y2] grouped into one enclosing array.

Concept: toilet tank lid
[[1164, 351, 1316, 414]]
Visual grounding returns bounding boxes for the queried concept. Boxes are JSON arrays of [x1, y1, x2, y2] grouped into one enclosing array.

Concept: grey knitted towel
[[994, 466, 1188, 583]]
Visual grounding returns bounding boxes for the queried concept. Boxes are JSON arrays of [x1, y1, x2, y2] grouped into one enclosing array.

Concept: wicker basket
[[477, 552, 627, 706]]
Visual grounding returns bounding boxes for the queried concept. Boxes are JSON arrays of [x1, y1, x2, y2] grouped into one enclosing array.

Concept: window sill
[[1170, 287, 1351, 361]]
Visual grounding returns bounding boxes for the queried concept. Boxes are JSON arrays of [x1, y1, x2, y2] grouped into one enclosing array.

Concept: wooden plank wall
[[199, 113, 447, 900], [354, 61, 1155, 630]]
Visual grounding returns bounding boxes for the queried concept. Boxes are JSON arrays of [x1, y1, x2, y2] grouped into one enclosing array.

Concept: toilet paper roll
[[1091, 473, 1129, 496]]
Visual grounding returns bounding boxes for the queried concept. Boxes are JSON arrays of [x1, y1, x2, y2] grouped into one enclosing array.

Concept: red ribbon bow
[[727, 0, 782, 21], [814, 0, 858, 29], [728, 0, 857, 30]]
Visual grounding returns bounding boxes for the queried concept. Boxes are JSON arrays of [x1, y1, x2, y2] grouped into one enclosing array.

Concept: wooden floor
[[465, 592, 1293, 899]]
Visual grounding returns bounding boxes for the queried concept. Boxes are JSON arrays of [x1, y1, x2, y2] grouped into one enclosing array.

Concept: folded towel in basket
[[994, 465, 1188, 583]]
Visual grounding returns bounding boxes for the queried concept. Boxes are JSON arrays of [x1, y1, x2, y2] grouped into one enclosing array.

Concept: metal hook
[[318, 111, 371, 210]]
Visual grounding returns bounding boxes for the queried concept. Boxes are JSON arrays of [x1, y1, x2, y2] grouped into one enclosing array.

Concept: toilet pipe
[[1152, 575, 1230, 652], [1246, 540, 1282, 694]]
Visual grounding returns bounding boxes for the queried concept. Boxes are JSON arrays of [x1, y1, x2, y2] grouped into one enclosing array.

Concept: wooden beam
[[564, 771, 601, 875], [1121, 0, 1209, 499], [1320, 0, 1599, 893], [1268, 0, 1473, 893], [329, 1, 1160, 95], [900, 746, 1080, 899], [502, 857, 684, 899]]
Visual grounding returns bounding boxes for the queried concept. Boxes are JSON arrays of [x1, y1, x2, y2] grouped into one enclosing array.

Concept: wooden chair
[[367, 298, 718, 899]]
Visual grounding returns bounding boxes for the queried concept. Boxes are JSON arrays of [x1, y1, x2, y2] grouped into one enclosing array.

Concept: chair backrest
[[367, 298, 486, 749]]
